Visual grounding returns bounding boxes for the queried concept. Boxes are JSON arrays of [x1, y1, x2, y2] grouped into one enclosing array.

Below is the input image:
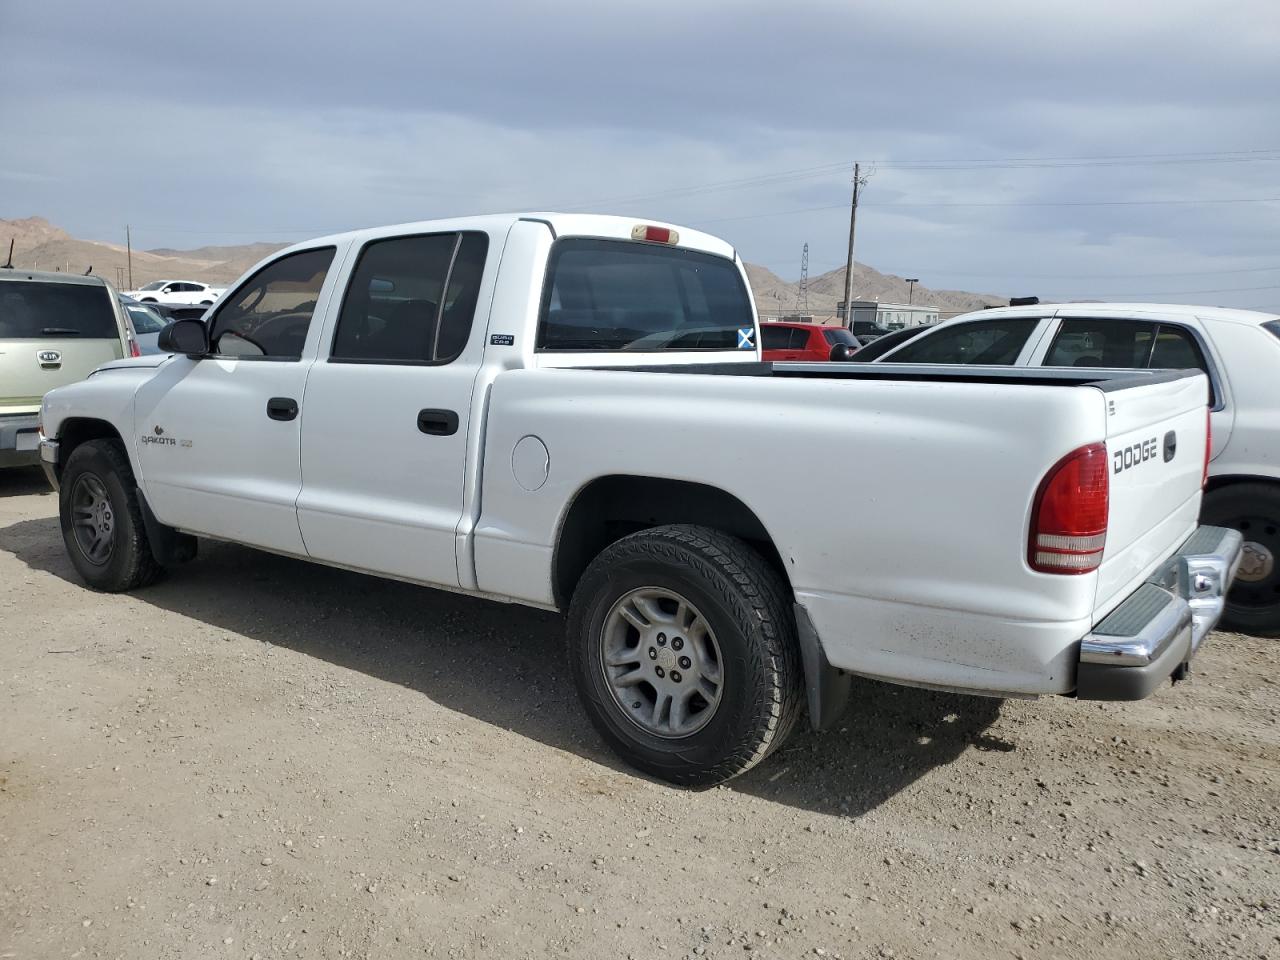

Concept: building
[[836, 299, 940, 329]]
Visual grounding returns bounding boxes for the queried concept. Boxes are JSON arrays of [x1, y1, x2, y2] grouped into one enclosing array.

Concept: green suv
[[1, 270, 133, 467]]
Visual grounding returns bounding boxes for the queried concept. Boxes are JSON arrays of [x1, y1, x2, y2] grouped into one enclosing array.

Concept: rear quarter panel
[[474, 368, 1112, 693]]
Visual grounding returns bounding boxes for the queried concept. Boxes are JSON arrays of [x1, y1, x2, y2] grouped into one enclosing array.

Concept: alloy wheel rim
[[599, 587, 724, 739], [1225, 513, 1279, 607], [70, 473, 116, 567]]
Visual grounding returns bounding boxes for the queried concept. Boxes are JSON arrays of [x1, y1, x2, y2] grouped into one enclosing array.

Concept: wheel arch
[[551, 475, 790, 611], [1205, 473, 1280, 495], [52, 418, 127, 484]]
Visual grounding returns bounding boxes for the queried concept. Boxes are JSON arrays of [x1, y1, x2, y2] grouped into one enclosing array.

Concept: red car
[[760, 321, 859, 362]]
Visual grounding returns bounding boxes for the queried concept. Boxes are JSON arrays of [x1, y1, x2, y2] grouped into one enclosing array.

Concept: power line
[[554, 149, 1280, 210], [1047, 283, 1280, 298], [903, 263, 1280, 281], [694, 195, 1280, 226]]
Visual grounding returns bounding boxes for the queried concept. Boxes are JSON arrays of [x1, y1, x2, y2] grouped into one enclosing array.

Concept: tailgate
[[0, 338, 124, 413], [1095, 372, 1209, 618]]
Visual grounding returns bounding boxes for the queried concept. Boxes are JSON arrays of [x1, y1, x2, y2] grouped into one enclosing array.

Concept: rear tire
[[1201, 482, 1280, 637], [58, 439, 164, 592], [567, 524, 803, 786]]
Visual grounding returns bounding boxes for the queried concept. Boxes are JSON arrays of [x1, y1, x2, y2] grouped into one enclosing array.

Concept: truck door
[[295, 230, 493, 588], [133, 246, 342, 556]]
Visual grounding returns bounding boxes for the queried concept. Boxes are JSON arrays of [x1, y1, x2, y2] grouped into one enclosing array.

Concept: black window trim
[[1043, 315, 1225, 411], [204, 245, 338, 363], [326, 230, 489, 368], [534, 236, 750, 354]]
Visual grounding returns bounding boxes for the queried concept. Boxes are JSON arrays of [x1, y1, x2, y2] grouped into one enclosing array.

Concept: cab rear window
[[537, 239, 753, 352], [0, 281, 117, 339]]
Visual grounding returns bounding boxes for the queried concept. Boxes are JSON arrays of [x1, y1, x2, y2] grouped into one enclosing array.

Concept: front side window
[[537, 239, 753, 351], [208, 247, 335, 359], [886, 317, 1041, 365], [330, 232, 489, 364]]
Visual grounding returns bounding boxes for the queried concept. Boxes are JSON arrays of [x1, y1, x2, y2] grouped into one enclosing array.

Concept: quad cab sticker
[[490, 334, 515, 346]]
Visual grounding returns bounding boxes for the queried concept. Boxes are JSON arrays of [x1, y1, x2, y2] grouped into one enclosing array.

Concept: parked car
[[851, 319, 894, 341], [760, 321, 858, 361], [124, 280, 224, 306], [872, 302, 1280, 635], [119, 295, 168, 355], [37, 215, 1240, 784], [0, 269, 132, 467]]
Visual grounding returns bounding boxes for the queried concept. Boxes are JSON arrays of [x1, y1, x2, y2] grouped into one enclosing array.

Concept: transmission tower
[[795, 242, 809, 314]]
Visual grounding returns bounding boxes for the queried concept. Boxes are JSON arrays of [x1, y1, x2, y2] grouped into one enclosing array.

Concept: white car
[[124, 280, 224, 306], [873, 302, 1280, 636], [35, 214, 1240, 785]]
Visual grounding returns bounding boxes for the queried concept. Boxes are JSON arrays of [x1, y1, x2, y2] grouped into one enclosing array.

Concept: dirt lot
[[1, 466, 1277, 960]]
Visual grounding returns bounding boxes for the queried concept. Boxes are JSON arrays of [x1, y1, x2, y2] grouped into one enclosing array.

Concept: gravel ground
[[1, 465, 1277, 960]]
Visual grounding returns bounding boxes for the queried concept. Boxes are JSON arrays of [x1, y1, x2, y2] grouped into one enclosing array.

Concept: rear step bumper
[[1076, 525, 1243, 700]]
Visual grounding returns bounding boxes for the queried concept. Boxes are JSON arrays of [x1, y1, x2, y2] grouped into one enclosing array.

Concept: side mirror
[[157, 319, 209, 357], [829, 342, 857, 362]]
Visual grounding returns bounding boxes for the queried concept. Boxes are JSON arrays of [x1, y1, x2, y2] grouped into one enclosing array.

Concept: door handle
[[266, 397, 299, 421], [417, 408, 459, 436]]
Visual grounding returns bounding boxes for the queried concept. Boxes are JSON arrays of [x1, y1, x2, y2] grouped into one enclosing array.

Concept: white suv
[[124, 280, 224, 306], [874, 302, 1280, 636]]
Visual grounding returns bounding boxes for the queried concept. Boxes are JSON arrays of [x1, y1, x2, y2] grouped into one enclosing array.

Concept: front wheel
[[567, 525, 803, 786], [58, 439, 163, 592], [1202, 482, 1280, 637]]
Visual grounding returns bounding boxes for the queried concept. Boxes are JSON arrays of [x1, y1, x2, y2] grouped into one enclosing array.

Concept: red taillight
[[631, 224, 679, 245], [129, 339, 141, 358], [1202, 408, 1211, 489], [1029, 442, 1109, 574]]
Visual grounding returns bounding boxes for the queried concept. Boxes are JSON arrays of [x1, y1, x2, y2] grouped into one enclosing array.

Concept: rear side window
[[886, 318, 1040, 365], [208, 247, 335, 360], [537, 239, 753, 351], [331, 232, 489, 364], [1045, 319, 1157, 368], [760, 325, 792, 350], [0, 281, 117, 339]]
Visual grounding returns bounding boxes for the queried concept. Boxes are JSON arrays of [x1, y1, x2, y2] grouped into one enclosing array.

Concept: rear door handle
[[266, 397, 299, 421], [417, 408, 459, 436]]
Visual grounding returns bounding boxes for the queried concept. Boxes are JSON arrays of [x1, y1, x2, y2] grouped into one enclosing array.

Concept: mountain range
[[2, 216, 1005, 314]]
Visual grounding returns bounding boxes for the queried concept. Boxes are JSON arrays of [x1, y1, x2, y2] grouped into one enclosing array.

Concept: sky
[[1, 0, 1278, 309]]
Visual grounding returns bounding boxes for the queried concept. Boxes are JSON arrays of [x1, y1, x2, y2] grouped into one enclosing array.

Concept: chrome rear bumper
[[1076, 525, 1243, 701]]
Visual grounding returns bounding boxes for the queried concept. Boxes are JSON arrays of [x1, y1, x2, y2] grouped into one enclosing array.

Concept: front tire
[[1202, 482, 1280, 637], [567, 525, 803, 786], [59, 439, 163, 592]]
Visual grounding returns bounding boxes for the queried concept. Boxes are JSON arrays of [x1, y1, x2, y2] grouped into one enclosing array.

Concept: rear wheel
[[59, 439, 163, 592], [567, 524, 803, 786], [1202, 482, 1280, 637]]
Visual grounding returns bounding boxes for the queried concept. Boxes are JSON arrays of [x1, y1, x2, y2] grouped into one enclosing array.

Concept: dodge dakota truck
[[37, 213, 1243, 785]]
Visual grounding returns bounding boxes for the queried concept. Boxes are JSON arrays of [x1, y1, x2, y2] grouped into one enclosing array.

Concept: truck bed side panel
[[475, 368, 1110, 694]]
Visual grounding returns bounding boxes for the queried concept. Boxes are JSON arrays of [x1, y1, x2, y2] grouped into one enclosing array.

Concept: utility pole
[[905, 278, 919, 305], [795, 242, 809, 315], [840, 162, 868, 330], [126, 225, 133, 290]]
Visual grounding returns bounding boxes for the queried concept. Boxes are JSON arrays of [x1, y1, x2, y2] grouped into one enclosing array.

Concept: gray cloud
[[2, 0, 1278, 309]]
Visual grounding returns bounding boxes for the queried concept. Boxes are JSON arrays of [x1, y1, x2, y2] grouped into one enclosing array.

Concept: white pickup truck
[[37, 213, 1243, 785]]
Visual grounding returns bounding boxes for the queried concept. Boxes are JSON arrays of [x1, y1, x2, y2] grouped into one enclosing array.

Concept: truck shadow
[[0, 467, 53, 499], [0, 517, 1010, 817]]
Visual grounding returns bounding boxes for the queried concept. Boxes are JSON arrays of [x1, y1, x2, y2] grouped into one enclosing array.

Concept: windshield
[[138, 281, 167, 291], [124, 301, 166, 333], [0, 281, 118, 338], [537, 239, 754, 352], [822, 328, 857, 347]]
